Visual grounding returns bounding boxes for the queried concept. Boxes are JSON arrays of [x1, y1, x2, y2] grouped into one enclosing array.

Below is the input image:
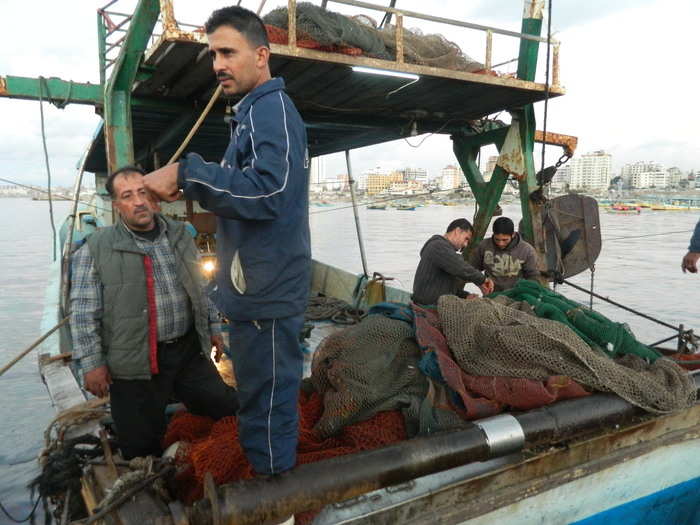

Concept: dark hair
[[493, 217, 515, 235], [106, 165, 146, 198], [446, 218, 473, 233], [205, 6, 270, 48]]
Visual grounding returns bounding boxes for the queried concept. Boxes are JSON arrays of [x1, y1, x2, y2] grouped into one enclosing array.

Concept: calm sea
[[0, 197, 698, 521]]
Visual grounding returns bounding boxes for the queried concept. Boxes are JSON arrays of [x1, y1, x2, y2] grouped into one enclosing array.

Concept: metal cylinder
[[190, 374, 700, 525]]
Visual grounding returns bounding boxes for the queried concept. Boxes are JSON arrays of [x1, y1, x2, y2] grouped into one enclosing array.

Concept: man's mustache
[[217, 73, 233, 81]]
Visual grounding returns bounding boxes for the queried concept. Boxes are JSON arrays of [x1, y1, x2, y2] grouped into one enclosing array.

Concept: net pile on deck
[[263, 2, 484, 72], [163, 283, 695, 514]]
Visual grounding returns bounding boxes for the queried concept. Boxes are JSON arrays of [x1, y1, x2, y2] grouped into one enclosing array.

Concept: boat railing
[[98, 0, 561, 89]]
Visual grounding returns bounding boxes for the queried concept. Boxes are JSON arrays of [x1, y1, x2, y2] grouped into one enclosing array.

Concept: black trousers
[[110, 330, 239, 459]]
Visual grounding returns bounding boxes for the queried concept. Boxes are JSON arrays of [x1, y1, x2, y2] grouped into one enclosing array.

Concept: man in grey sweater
[[412, 218, 494, 305], [469, 216, 539, 292]]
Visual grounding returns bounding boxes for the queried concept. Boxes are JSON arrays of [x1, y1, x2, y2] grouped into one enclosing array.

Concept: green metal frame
[[452, 5, 544, 254], [103, 0, 160, 173]]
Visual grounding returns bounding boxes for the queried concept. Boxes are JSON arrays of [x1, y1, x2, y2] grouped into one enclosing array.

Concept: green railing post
[[103, 0, 160, 173], [97, 10, 107, 87], [515, 0, 545, 250]]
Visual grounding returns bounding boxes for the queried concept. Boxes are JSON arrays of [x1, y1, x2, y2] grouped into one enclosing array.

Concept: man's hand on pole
[[682, 251, 700, 273], [143, 164, 181, 202], [84, 365, 112, 398], [211, 334, 225, 363]]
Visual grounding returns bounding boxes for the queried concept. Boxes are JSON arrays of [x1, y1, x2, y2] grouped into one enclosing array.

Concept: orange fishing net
[[163, 389, 406, 522], [266, 24, 364, 55]]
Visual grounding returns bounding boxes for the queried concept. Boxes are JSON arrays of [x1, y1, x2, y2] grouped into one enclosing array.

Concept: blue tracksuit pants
[[228, 314, 304, 475]]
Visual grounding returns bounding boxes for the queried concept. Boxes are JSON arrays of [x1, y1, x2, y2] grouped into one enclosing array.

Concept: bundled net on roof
[[264, 2, 390, 58], [263, 2, 484, 71], [378, 25, 484, 72]]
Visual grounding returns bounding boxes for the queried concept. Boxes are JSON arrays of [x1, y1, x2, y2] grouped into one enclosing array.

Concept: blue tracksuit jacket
[[178, 77, 311, 321]]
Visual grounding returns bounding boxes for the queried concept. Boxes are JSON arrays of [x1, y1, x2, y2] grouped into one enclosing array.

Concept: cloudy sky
[[0, 0, 698, 187]]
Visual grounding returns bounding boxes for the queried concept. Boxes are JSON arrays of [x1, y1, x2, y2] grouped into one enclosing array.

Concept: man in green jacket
[[70, 166, 238, 459]]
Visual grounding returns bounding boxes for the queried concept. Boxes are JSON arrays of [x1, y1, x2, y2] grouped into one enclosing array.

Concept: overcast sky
[[0, 0, 698, 187]]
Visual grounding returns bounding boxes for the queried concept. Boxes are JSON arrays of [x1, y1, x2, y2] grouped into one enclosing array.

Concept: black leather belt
[[159, 335, 185, 346]]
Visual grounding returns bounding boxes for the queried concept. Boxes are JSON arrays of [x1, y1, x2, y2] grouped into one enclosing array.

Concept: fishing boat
[[396, 204, 416, 211], [366, 203, 387, 210], [2, 1, 700, 524], [606, 204, 641, 215]]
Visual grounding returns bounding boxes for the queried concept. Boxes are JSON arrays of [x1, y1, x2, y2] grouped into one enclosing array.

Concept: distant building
[[402, 167, 428, 183], [388, 180, 424, 195], [631, 171, 669, 189], [568, 151, 612, 191], [367, 170, 404, 195], [621, 161, 663, 188], [440, 165, 464, 191], [551, 164, 571, 192], [483, 156, 498, 182]]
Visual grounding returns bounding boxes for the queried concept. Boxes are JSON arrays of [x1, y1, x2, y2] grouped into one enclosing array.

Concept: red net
[[163, 390, 407, 522], [265, 24, 363, 55], [412, 303, 591, 419]]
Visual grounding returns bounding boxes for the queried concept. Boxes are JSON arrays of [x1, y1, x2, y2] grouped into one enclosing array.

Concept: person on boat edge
[[682, 218, 700, 273], [143, 6, 311, 482], [69, 167, 239, 460], [469, 216, 539, 292], [412, 218, 494, 305]]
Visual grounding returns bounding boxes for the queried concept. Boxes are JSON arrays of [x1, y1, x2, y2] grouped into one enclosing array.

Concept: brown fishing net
[[263, 2, 484, 71], [310, 315, 429, 438], [437, 295, 696, 414]]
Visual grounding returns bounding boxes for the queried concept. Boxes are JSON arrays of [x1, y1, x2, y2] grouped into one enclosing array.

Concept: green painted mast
[[454, 0, 546, 260]]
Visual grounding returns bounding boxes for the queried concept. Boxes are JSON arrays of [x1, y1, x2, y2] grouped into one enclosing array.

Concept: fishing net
[[378, 25, 484, 71], [491, 280, 662, 362], [310, 315, 428, 437], [263, 3, 483, 71], [264, 3, 390, 58], [163, 390, 407, 523], [437, 294, 696, 414]]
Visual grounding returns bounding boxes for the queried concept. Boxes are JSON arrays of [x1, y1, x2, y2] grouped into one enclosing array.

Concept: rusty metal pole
[[345, 150, 369, 277]]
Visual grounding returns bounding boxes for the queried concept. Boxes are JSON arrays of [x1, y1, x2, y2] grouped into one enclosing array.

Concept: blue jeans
[[229, 314, 304, 475]]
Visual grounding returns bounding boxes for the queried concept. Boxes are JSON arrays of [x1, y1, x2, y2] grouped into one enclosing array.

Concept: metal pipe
[[287, 0, 297, 49], [191, 381, 700, 525], [345, 150, 369, 277], [325, 0, 557, 44], [485, 30, 493, 70], [561, 278, 679, 332]]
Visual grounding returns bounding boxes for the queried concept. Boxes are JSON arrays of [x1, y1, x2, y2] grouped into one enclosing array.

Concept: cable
[[0, 176, 110, 214], [602, 229, 693, 242], [0, 496, 41, 523], [38, 77, 58, 262], [403, 120, 456, 148]]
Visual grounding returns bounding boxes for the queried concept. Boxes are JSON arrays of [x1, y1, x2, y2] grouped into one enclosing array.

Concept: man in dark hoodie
[[470, 217, 539, 292], [412, 218, 494, 305]]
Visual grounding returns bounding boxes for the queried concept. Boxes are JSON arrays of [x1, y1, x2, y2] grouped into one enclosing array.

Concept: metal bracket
[[475, 414, 525, 456]]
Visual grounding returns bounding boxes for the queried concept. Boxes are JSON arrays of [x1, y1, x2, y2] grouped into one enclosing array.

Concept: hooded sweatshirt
[[412, 235, 486, 305], [470, 233, 539, 292]]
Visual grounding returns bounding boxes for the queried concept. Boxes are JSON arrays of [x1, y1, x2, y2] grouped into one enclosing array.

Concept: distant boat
[[606, 204, 640, 215], [367, 204, 387, 210], [396, 204, 416, 211]]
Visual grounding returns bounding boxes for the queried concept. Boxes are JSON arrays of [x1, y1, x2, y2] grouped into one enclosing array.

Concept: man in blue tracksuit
[[144, 6, 310, 479]]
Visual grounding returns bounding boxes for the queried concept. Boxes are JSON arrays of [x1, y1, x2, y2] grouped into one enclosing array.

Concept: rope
[[167, 84, 223, 165], [0, 496, 41, 523], [0, 316, 69, 378], [38, 76, 58, 262], [305, 296, 363, 324]]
